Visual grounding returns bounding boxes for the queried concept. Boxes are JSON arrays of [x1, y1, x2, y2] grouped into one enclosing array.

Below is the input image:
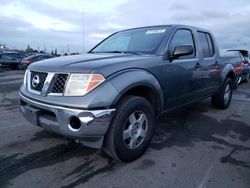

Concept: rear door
[[195, 31, 219, 96], [32, 55, 42, 62]]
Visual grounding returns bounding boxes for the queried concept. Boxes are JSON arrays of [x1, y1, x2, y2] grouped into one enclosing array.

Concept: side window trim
[[197, 31, 215, 58], [205, 33, 215, 58]]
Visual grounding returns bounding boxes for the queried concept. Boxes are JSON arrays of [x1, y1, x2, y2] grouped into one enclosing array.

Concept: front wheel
[[103, 96, 155, 162], [19, 64, 28, 70], [211, 78, 233, 109]]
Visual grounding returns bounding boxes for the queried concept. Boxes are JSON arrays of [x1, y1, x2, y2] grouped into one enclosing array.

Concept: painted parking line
[[196, 102, 247, 188], [0, 122, 30, 130]]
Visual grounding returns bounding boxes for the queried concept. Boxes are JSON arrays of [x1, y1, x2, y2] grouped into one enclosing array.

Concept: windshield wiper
[[91, 51, 142, 55]]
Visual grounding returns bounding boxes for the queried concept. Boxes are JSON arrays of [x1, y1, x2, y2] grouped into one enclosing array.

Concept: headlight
[[64, 74, 105, 96], [23, 69, 28, 87]]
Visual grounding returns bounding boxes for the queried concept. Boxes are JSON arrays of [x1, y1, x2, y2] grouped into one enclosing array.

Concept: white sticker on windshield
[[146, 29, 166, 34]]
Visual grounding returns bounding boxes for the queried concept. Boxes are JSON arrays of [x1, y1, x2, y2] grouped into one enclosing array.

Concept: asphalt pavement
[[0, 70, 249, 188]]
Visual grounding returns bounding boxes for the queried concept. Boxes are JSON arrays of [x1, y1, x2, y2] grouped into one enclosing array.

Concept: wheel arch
[[222, 63, 237, 83], [108, 69, 164, 115]]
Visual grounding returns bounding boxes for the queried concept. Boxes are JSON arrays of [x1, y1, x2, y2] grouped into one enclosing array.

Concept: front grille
[[52, 74, 68, 93], [28, 71, 69, 95], [30, 71, 48, 92]]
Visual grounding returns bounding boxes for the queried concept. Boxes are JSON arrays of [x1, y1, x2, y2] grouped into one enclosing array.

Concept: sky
[[0, 0, 250, 54]]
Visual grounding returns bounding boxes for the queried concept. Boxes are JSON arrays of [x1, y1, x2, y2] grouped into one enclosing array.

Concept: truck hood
[[28, 53, 157, 77]]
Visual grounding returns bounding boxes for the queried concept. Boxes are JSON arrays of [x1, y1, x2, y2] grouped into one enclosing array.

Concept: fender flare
[[108, 69, 164, 112], [221, 63, 236, 82]]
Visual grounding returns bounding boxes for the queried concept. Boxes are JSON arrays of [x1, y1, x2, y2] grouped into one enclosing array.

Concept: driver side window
[[169, 29, 196, 59]]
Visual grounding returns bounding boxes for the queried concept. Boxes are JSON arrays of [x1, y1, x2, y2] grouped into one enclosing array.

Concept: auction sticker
[[146, 29, 166, 34]]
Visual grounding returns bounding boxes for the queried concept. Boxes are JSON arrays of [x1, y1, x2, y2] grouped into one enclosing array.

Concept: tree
[[25, 44, 34, 53]]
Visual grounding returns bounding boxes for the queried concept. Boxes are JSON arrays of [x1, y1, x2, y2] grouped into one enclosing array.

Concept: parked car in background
[[0, 52, 23, 69], [227, 49, 250, 83], [19, 54, 55, 70], [0, 54, 2, 71]]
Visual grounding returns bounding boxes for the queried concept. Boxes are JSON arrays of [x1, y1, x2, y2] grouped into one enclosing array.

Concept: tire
[[245, 73, 249, 83], [103, 95, 155, 162], [19, 64, 27, 70], [12, 65, 19, 70], [211, 77, 233, 109], [233, 79, 239, 89]]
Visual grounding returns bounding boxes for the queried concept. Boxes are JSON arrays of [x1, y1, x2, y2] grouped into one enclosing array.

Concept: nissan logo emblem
[[32, 75, 40, 88]]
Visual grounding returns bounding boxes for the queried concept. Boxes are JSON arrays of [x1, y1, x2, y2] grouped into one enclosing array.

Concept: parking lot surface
[[0, 70, 250, 188]]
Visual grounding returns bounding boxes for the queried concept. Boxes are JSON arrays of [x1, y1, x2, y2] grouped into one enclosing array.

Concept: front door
[[161, 29, 199, 110]]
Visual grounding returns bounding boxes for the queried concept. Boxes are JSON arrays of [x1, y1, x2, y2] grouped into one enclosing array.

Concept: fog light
[[68, 116, 81, 132]]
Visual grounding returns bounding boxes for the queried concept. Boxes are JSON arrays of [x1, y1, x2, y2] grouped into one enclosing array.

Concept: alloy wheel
[[123, 111, 148, 149]]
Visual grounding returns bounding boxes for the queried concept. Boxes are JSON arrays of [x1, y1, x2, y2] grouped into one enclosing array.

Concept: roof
[[116, 24, 209, 33]]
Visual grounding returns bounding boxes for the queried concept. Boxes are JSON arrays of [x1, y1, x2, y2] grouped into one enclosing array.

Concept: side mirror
[[243, 59, 249, 64], [170, 45, 194, 59]]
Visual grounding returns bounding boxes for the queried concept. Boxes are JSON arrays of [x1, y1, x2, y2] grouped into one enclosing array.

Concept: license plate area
[[24, 105, 41, 125]]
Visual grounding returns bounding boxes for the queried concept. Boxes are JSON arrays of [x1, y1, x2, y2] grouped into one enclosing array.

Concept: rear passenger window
[[169, 29, 196, 59], [198, 32, 214, 58], [206, 33, 214, 57]]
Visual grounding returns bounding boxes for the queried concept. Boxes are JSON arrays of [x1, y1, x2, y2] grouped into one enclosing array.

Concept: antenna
[[82, 9, 84, 54]]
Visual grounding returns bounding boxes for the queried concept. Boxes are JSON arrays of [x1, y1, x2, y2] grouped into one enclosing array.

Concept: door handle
[[214, 61, 219, 66], [195, 63, 201, 69]]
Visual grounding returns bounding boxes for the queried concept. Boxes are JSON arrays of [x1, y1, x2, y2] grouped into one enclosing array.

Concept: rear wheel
[[211, 78, 233, 109], [103, 96, 155, 162]]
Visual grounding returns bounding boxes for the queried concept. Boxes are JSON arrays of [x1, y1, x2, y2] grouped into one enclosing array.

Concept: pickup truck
[[20, 25, 236, 162]]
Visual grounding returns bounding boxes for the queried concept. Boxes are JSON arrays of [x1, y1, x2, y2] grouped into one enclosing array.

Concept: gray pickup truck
[[20, 25, 236, 162]]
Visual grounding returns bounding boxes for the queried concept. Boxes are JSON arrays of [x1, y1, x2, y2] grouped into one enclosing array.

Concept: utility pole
[[237, 39, 240, 49], [82, 8, 84, 54], [44, 43, 46, 54], [67, 44, 70, 54]]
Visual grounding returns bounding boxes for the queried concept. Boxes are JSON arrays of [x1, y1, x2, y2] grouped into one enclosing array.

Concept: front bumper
[[19, 92, 115, 148]]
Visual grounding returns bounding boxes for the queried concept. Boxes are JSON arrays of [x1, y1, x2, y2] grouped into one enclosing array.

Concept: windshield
[[90, 26, 169, 54], [2, 53, 21, 60]]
